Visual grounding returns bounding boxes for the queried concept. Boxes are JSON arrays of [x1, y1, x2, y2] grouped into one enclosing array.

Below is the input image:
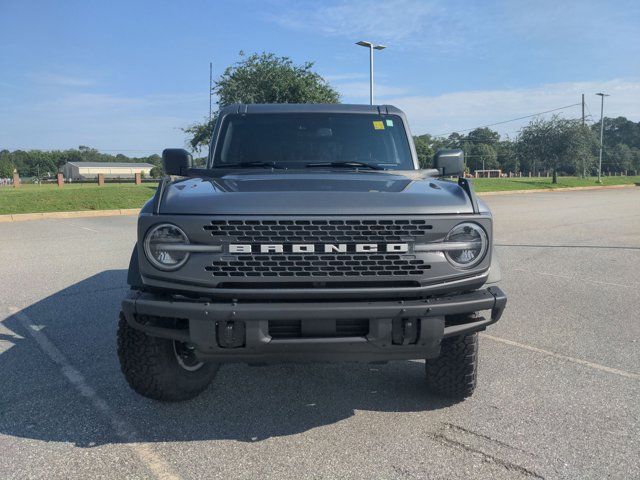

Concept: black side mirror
[[162, 148, 192, 176], [433, 149, 464, 177]]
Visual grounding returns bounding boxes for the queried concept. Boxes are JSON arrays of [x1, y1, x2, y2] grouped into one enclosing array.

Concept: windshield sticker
[[373, 120, 385, 130], [386, 119, 394, 127]]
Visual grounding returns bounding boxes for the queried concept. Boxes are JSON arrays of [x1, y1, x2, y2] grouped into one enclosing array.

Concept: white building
[[62, 162, 154, 180]]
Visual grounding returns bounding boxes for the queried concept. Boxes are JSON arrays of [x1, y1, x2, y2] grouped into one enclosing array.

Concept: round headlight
[[444, 222, 488, 269], [143, 223, 190, 271]]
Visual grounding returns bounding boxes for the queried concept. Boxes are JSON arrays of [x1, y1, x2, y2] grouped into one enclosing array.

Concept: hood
[[158, 170, 473, 215]]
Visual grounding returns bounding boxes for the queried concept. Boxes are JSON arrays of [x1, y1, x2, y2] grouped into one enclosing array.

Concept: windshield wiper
[[305, 161, 384, 170], [212, 161, 286, 169]]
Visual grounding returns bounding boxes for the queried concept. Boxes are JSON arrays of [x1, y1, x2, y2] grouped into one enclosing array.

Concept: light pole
[[596, 92, 609, 183], [356, 41, 386, 105]]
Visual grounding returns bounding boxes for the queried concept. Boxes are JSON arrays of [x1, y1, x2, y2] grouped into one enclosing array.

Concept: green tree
[[517, 116, 594, 183], [467, 127, 500, 146], [0, 156, 15, 177], [184, 52, 340, 151], [496, 140, 519, 174], [607, 143, 634, 173], [470, 143, 498, 172]]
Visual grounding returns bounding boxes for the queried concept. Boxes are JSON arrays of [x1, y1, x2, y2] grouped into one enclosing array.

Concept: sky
[[1, 0, 639, 155]]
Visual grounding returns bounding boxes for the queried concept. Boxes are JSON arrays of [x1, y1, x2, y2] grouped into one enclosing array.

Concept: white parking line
[[59, 221, 99, 233], [9, 307, 181, 480], [511, 268, 635, 289], [482, 333, 640, 380]]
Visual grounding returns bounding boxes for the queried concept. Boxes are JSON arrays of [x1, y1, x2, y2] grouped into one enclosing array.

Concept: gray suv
[[118, 104, 506, 402]]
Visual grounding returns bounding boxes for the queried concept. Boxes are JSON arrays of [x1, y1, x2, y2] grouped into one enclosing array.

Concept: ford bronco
[[118, 103, 506, 401]]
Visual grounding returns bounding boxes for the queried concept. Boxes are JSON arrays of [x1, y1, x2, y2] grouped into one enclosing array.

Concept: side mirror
[[162, 148, 192, 176], [433, 149, 464, 177]]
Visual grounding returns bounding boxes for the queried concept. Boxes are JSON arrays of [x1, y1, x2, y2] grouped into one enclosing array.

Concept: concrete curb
[[0, 184, 636, 222], [0, 208, 141, 223], [476, 183, 638, 196]]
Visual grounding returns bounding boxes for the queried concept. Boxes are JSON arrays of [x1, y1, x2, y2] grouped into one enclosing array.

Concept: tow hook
[[392, 317, 420, 345], [216, 320, 246, 348]]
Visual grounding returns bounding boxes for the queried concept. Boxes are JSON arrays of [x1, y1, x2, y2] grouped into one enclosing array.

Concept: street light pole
[[596, 92, 609, 183], [356, 41, 386, 105]]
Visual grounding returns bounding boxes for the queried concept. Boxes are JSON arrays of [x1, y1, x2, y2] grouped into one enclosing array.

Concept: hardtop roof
[[219, 103, 405, 115]]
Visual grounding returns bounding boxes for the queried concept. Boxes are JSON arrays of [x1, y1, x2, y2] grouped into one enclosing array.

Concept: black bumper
[[121, 287, 507, 363]]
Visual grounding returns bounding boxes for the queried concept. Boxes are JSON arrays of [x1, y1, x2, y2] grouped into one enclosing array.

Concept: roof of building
[[66, 162, 155, 168]]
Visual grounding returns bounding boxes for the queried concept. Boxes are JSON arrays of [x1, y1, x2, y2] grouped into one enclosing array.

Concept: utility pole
[[356, 41, 386, 105], [581, 93, 585, 177], [596, 92, 609, 183], [209, 61, 213, 121]]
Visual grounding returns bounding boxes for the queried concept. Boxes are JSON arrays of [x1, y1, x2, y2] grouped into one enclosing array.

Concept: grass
[[0, 183, 158, 215], [0, 176, 638, 215], [471, 175, 640, 193]]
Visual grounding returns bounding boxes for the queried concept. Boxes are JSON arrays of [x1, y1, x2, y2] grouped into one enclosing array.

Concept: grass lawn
[[0, 176, 638, 215], [0, 183, 158, 215], [471, 175, 640, 192]]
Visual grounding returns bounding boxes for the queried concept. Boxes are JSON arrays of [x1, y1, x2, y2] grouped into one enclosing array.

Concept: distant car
[[118, 104, 507, 401]]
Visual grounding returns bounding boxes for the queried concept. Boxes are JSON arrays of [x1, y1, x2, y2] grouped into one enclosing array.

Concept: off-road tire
[[117, 313, 219, 401], [425, 332, 478, 399]]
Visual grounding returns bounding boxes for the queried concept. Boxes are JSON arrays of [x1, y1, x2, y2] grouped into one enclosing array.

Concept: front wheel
[[117, 314, 219, 401], [425, 332, 478, 400]]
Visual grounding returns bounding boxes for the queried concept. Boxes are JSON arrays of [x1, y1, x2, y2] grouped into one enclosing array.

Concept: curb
[[0, 208, 141, 223], [0, 184, 637, 222], [476, 183, 637, 196]]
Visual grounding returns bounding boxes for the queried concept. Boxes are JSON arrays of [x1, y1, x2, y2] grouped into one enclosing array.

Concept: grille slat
[[203, 218, 433, 278], [205, 253, 431, 277], [204, 219, 432, 243], [269, 320, 369, 339]]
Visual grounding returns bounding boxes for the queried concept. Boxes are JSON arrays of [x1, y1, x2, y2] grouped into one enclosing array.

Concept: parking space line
[[9, 307, 181, 480], [61, 221, 100, 233], [511, 268, 635, 288], [482, 333, 640, 380]]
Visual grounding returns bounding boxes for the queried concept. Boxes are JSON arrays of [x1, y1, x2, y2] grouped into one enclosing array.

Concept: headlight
[[143, 223, 190, 270], [443, 222, 488, 269]]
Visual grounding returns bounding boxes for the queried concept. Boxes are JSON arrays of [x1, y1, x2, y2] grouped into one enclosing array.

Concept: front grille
[[205, 254, 431, 277], [269, 319, 369, 339], [204, 219, 432, 243]]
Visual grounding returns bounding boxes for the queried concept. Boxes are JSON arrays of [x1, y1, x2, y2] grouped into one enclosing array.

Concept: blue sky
[[1, 0, 639, 155]]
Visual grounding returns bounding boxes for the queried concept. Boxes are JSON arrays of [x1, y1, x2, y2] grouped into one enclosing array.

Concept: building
[[62, 162, 154, 180]]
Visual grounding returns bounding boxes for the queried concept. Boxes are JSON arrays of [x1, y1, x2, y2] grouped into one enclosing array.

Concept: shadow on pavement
[[0, 270, 455, 447]]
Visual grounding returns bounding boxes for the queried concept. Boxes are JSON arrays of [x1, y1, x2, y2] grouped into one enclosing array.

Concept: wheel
[[425, 332, 478, 400], [117, 313, 219, 401]]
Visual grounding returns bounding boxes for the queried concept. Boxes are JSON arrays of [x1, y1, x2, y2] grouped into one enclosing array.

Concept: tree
[[470, 143, 498, 172], [467, 127, 500, 146], [496, 140, 518, 174], [0, 156, 15, 177], [184, 52, 340, 151], [183, 118, 217, 152], [517, 116, 595, 182], [607, 143, 634, 173]]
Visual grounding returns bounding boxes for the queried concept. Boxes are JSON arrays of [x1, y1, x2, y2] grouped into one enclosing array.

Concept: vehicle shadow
[[0, 270, 456, 447]]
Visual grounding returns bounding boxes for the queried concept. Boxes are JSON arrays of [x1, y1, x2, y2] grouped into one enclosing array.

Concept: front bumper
[[121, 287, 506, 363]]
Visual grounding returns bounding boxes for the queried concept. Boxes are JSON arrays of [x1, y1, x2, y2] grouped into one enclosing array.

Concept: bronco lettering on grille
[[228, 243, 409, 254]]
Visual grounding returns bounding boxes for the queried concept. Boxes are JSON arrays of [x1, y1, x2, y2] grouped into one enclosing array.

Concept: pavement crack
[[428, 431, 545, 479], [443, 423, 536, 456]]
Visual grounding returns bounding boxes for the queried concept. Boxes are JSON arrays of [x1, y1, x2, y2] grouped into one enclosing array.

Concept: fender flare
[[127, 244, 143, 289]]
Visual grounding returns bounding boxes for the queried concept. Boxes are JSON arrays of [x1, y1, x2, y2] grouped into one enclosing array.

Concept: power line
[[434, 103, 582, 138]]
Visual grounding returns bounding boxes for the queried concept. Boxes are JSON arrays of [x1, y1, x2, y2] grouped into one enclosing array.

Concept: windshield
[[211, 113, 415, 169]]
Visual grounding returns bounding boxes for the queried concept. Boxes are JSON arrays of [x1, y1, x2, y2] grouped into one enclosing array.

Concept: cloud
[[381, 79, 640, 137], [266, 0, 443, 46], [323, 72, 367, 82], [0, 91, 208, 155], [31, 73, 95, 88], [336, 81, 410, 99]]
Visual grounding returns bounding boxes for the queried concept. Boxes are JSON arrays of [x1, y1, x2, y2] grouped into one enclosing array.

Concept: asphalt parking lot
[[1, 188, 639, 479]]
